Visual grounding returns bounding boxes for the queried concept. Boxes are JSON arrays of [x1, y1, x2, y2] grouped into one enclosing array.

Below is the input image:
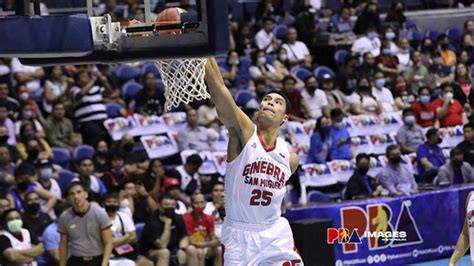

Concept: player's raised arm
[[205, 58, 254, 139]]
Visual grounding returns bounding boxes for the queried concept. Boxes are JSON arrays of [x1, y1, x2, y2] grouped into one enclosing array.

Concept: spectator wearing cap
[[432, 86, 467, 127], [183, 193, 221, 266], [177, 108, 215, 152], [328, 6, 352, 33], [0, 82, 20, 120], [0, 208, 45, 265], [0, 143, 15, 195], [377, 145, 418, 196], [119, 134, 150, 179], [21, 191, 53, 240], [410, 87, 437, 128], [403, 51, 429, 95], [282, 27, 313, 68], [281, 75, 311, 123], [102, 150, 130, 192], [45, 102, 75, 153], [163, 177, 190, 214], [134, 72, 166, 116], [0, 103, 16, 146], [203, 181, 225, 239], [336, 54, 359, 96], [140, 193, 192, 266], [58, 182, 113, 266], [7, 164, 56, 214], [416, 128, 447, 183], [456, 123, 474, 166], [102, 192, 153, 266], [436, 148, 474, 186], [301, 75, 329, 119], [36, 158, 62, 200], [371, 72, 397, 112], [438, 34, 457, 67], [327, 108, 353, 160], [254, 17, 280, 54], [345, 153, 387, 200], [42, 201, 69, 265], [351, 26, 382, 58], [396, 108, 425, 154], [72, 158, 107, 201]]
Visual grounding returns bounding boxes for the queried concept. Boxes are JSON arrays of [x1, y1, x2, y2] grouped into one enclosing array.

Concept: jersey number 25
[[250, 189, 273, 206]]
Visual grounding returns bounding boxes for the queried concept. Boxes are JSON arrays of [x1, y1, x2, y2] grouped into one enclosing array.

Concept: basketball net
[[156, 58, 210, 111]]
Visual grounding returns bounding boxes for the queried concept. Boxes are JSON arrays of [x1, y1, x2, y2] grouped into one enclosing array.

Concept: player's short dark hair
[[186, 154, 203, 166], [158, 193, 176, 204], [263, 90, 291, 115], [356, 153, 370, 164], [450, 148, 464, 158]]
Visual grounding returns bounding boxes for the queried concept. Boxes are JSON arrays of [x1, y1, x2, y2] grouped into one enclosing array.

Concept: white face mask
[[279, 54, 287, 61], [257, 57, 266, 65], [20, 92, 29, 101]]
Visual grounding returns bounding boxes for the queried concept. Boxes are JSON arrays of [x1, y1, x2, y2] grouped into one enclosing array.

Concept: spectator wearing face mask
[[93, 140, 110, 178], [336, 54, 359, 96], [395, 37, 412, 68], [102, 151, 130, 193], [376, 40, 402, 78], [328, 6, 353, 33], [327, 108, 353, 160], [21, 191, 53, 240], [249, 50, 283, 86], [403, 51, 429, 95], [432, 86, 467, 127], [382, 28, 399, 54], [438, 34, 457, 67], [428, 52, 454, 87], [356, 52, 377, 79], [0, 105, 16, 146], [301, 75, 329, 119], [436, 148, 474, 186], [0, 208, 45, 265], [456, 123, 474, 166], [396, 108, 425, 154], [16, 84, 45, 124], [0, 144, 15, 195], [0, 124, 18, 162], [345, 153, 388, 200], [220, 50, 250, 90], [15, 103, 45, 140], [351, 26, 382, 58], [307, 116, 331, 164], [36, 158, 62, 200], [371, 72, 397, 112], [348, 77, 383, 115], [377, 145, 418, 196], [119, 134, 149, 179], [411, 87, 437, 128], [416, 128, 447, 183]]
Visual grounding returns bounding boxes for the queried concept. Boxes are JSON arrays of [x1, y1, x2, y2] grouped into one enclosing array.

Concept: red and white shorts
[[221, 217, 303, 266]]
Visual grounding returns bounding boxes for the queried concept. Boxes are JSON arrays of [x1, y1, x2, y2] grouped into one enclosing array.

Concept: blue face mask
[[375, 78, 385, 88], [39, 168, 53, 179], [420, 95, 430, 105], [385, 32, 396, 40], [404, 115, 416, 126], [382, 48, 391, 55], [367, 32, 377, 40]]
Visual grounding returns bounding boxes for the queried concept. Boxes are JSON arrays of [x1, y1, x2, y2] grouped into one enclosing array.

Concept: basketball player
[[204, 58, 303, 265], [449, 191, 474, 266]]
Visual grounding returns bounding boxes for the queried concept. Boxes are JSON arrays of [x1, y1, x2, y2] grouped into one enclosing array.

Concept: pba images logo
[[327, 201, 423, 253]]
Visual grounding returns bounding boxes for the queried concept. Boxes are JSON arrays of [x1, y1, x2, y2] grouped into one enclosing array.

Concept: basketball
[[155, 7, 187, 35]]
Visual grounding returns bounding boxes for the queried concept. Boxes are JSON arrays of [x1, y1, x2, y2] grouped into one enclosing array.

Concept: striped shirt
[[71, 85, 107, 123]]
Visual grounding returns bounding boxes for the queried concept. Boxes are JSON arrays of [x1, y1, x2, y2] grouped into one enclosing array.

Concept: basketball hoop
[[156, 58, 210, 111]]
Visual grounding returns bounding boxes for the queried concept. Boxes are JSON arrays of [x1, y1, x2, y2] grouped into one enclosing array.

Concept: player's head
[[256, 90, 290, 127]]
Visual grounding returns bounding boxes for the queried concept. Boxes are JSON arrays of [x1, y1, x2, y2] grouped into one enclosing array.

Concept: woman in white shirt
[[348, 77, 383, 115], [42, 66, 73, 114], [249, 50, 284, 88]]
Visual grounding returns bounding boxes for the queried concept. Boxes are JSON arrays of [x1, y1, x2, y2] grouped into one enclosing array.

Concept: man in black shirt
[[0, 82, 20, 120], [456, 123, 474, 166], [21, 191, 53, 240], [345, 153, 388, 200], [134, 72, 166, 116], [140, 194, 194, 266]]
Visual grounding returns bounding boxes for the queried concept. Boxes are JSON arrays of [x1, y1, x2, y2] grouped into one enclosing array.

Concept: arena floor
[[408, 255, 471, 266]]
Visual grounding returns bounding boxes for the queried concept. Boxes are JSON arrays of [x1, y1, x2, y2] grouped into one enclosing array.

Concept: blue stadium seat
[[239, 56, 252, 68], [425, 29, 440, 43], [73, 144, 95, 162], [106, 102, 123, 118], [121, 80, 143, 103], [155, 79, 165, 93], [216, 57, 227, 68], [334, 49, 349, 66], [52, 147, 71, 169], [234, 90, 256, 107], [266, 54, 276, 65], [58, 169, 76, 195], [445, 27, 462, 42], [141, 61, 160, 78], [411, 31, 423, 42], [291, 67, 312, 81], [314, 66, 336, 80], [116, 64, 140, 81], [307, 191, 333, 203], [274, 24, 289, 40]]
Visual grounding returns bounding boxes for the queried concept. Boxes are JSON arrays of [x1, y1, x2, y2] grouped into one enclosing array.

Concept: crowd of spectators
[[1, 0, 474, 265]]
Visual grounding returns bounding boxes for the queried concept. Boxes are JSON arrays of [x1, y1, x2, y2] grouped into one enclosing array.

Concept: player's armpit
[[289, 152, 300, 174]]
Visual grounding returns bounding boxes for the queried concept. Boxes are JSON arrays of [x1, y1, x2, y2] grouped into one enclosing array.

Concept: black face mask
[[163, 207, 175, 218], [440, 43, 449, 49], [123, 143, 134, 153], [307, 85, 318, 93], [389, 156, 401, 165], [359, 85, 370, 91], [0, 135, 8, 143], [358, 166, 369, 175], [27, 148, 39, 160], [104, 204, 119, 213], [96, 150, 108, 157], [25, 202, 40, 214], [452, 160, 463, 168], [17, 181, 30, 191]]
